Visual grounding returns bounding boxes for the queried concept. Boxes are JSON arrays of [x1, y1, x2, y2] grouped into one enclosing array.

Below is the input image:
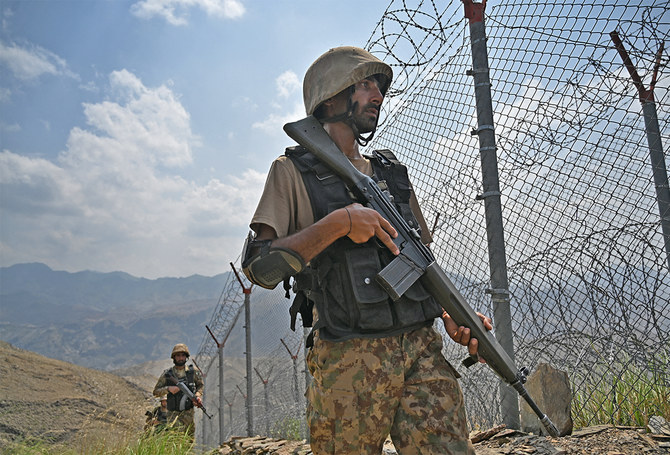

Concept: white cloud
[[66, 69, 196, 168], [276, 70, 300, 99], [0, 40, 77, 81], [251, 70, 304, 134], [130, 0, 245, 26], [2, 8, 14, 33], [79, 80, 99, 93], [252, 102, 304, 135], [0, 69, 265, 278], [0, 121, 20, 132]]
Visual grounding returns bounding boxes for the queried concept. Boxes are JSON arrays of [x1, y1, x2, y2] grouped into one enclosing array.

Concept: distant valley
[[0, 263, 228, 371]]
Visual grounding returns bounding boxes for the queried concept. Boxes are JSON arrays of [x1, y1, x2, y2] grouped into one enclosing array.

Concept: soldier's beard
[[173, 359, 186, 367], [351, 102, 379, 134]]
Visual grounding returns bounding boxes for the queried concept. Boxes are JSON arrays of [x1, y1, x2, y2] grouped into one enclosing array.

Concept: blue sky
[[0, 0, 387, 278]]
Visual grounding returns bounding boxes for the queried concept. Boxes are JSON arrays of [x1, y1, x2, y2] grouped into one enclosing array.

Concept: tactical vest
[[164, 366, 196, 412], [286, 146, 443, 343]]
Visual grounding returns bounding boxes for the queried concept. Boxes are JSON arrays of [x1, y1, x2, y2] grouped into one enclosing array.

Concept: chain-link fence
[[194, 0, 669, 449]]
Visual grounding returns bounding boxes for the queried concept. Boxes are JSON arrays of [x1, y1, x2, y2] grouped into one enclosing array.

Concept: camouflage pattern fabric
[[306, 325, 475, 455]]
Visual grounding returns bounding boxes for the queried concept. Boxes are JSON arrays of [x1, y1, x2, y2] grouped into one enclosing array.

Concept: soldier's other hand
[[168, 386, 180, 394], [442, 311, 492, 364], [344, 203, 399, 255]]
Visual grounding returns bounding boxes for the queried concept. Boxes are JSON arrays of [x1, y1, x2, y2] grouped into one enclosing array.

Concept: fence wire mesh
[[194, 267, 308, 444], [195, 0, 669, 447]]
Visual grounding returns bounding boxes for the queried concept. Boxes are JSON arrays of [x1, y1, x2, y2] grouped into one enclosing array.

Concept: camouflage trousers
[[306, 325, 475, 455], [167, 408, 195, 437]]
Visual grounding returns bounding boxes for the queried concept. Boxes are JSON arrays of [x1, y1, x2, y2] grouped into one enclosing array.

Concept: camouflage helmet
[[171, 343, 190, 358], [303, 46, 393, 116]]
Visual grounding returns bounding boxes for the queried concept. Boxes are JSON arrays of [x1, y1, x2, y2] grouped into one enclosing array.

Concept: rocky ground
[[472, 424, 669, 454], [214, 423, 670, 454]]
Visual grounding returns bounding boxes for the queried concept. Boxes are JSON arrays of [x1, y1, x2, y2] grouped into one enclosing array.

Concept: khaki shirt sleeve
[[250, 156, 314, 238], [153, 371, 169, 398]]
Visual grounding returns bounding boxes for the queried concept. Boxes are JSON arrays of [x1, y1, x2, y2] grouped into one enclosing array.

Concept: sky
[[0, 0, 389, 279]]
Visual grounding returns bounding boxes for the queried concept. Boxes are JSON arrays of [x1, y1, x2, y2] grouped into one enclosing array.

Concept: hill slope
[[0, 262, 226, 370], [0, 341, 154, 451]]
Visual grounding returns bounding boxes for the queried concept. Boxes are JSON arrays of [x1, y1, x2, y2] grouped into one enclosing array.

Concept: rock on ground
[[213, 425, 670, 455]]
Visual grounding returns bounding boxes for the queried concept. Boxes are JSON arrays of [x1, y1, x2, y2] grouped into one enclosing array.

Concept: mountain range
[[0, 262, 228, 371]]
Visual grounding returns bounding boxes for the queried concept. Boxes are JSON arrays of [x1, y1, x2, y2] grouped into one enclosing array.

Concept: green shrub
[[270, 416, 304, 441], [2, 426, 201, 455], [572, 351, 669, 428]]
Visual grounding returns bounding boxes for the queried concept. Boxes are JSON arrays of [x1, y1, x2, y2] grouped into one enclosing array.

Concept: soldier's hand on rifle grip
[[442, 311, 492, 364], [343, 203, 399, 255]]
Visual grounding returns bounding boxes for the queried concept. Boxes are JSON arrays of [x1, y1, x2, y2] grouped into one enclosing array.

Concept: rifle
[[165, 370, 212, 420], [283, 115, 559, 437]]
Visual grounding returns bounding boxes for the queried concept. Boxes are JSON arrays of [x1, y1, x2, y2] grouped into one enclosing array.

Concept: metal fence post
[[225, 395, 234, 438], [281, 337, 305, 438], [206, 325, 226, 445], [611, 32, 670, 271], [303, 327, 311, 442], [231, 262, 254, 436], [254, 367, 271, 435], [463, 0, 520, 429]]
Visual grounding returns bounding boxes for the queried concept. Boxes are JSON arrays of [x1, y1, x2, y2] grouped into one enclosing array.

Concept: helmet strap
[[355, 130, 375, 147], [347, 97, 377, 147], [319, 111, 350, 124]]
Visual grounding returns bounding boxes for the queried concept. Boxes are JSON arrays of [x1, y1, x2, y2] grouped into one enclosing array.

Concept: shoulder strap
[[286, 146, 337, 181], [370, 148, 401, 165], [285, 146, 350, 222]]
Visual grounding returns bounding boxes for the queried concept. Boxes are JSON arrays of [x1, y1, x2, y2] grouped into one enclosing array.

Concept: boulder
[[520, 362, 573, 436]]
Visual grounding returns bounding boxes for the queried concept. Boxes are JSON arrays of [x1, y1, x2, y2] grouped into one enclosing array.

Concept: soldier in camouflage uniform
[[244, 46, 492, 454], [145, 396, 168, 431], [153, 343, 204, 436]]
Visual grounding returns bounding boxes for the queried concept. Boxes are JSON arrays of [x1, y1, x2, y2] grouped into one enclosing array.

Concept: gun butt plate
[[541, 415, 560, 437]]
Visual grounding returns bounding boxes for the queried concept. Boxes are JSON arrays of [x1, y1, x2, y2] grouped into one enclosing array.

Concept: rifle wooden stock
[[283, 115, 559, 437]]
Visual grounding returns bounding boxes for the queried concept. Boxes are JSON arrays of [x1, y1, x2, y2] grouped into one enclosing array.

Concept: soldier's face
[[350, 77, 383, 133], [173, 352, 187, 366]]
